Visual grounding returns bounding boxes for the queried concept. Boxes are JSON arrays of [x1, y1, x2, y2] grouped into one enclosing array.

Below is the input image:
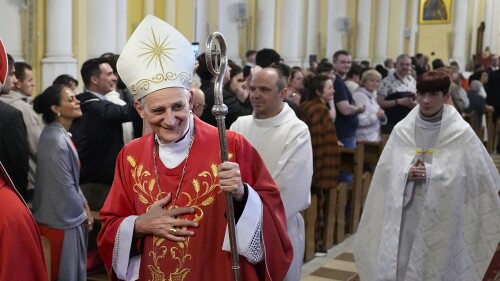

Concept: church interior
[[1, 0, 500, 280]]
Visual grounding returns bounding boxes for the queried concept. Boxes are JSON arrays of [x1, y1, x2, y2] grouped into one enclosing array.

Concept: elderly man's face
[[491, 55, 499, 67], [190, 87, 205, 118], [135, 88, 192, 143], [396, 57, 412, 77]]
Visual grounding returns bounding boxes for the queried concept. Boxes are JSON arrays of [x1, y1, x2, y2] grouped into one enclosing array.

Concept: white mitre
[[117, 15, 195, 101]]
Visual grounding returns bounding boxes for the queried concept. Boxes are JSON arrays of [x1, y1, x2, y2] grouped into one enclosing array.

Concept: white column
[[408, 0, 419, 56], [87, 0, 117, 58], [218, 0, 241, 64], [469, 0, 479, 60], [116, 1, 127, 53], [326, 0, 347, 59], [41, 0, 77, 90], [305, 0, 320, 61], [278, 0, 305, 67], [195, 0, 208, 52], [451, 0, 468, 71], [355, 0, 372, 63], [374, 0, 390, 64], [398, 0, 408, 54], [492, 0, 500, 54], [144, 0, 154, 16], [165, 0, 177, 26], [0, 1, 24, 61], [483, 0, 494, 53], [256, 0, 276, 50]]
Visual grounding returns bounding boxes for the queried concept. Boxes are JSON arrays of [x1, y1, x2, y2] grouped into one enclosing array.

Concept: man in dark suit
[[70, 58, 139, 186], [485, 55, 500, 153], [0, 53, 29, 200]]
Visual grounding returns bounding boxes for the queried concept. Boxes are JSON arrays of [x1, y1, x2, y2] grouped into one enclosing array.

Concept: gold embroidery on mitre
[[139, 28, 175, 74], [128, 155, 224, 281], [129, 28, 193, 97], [130, 72, 192, 97]]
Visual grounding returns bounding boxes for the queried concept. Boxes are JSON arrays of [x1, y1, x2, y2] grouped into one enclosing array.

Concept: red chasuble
[[98, 118, 293, 281], [0, 163, 48, 281]]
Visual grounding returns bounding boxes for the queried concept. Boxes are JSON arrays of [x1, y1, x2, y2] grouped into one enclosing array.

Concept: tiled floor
[[300, 236, 357, 281]]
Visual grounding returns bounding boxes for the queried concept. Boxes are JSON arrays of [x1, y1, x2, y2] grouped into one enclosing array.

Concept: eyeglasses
[[193, 104, 206, 111]]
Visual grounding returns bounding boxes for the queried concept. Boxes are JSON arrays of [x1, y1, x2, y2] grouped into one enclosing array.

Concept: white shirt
[[106, 91, 135, 144], [230, 102, 313, 281]]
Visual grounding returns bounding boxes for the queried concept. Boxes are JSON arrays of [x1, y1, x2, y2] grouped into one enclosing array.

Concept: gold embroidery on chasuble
[[127, 155, 235, 281]]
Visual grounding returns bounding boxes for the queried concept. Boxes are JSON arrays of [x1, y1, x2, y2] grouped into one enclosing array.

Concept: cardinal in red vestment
[[0, 160, 48, 280], [98, 15, 293, 281]]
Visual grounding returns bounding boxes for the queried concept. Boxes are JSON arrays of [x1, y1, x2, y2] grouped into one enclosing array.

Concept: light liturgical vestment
[[98, 117, 292, 281], [354, 105, 500, 281], [231, 103, 313, 280]]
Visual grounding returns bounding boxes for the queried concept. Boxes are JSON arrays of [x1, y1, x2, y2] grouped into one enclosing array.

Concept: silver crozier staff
[[205, 32, 241, 281]]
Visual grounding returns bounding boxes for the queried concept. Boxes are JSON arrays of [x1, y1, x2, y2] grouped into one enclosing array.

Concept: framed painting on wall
[[419, 0, 452, 24]]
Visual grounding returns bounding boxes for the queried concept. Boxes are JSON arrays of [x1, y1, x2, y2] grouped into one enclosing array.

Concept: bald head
[[191, 87, 206, 117]]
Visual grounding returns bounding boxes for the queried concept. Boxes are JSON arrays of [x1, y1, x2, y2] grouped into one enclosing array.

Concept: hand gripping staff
[[205, 32, 241, 281]]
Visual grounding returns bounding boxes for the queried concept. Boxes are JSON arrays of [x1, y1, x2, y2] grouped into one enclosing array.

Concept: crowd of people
[[1, 13, 500, 281]]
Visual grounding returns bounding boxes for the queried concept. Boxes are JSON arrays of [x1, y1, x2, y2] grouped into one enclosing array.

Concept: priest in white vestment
[[354, 70, 500, 281], [231, 65, 313, 281]]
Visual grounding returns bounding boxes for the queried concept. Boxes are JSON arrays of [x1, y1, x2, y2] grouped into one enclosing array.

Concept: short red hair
[[417, 70, 451, 95]]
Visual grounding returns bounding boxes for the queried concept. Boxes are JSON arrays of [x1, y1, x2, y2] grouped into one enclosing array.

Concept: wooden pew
[[360, 171, 372, 212], [80, 182, 110, 269], [335, 183, 348, 243], [363, 141, 384, 169], [361, 141, 384, 210], [487, 110, 496, 153], [464, 113, 485, 141], [323, 187, 338, 249], [302, 194, 317, 262], [338, 144, 364, 236]]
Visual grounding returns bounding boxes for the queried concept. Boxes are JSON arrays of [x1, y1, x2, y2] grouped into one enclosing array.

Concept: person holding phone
[[308, 54, 318, 74], [191, 42, 199, 58]]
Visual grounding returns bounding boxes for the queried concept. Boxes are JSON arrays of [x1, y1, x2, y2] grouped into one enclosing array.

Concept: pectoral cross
[[416, 148, 433, 163]]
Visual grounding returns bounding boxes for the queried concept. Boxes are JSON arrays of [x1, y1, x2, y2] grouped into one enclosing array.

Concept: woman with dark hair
[[196, 53, 242, 128], [299, 74, 340, 255], [224, 60, 252, 116], [32, 84, 92, 281], [53, 74, 79, 94]]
